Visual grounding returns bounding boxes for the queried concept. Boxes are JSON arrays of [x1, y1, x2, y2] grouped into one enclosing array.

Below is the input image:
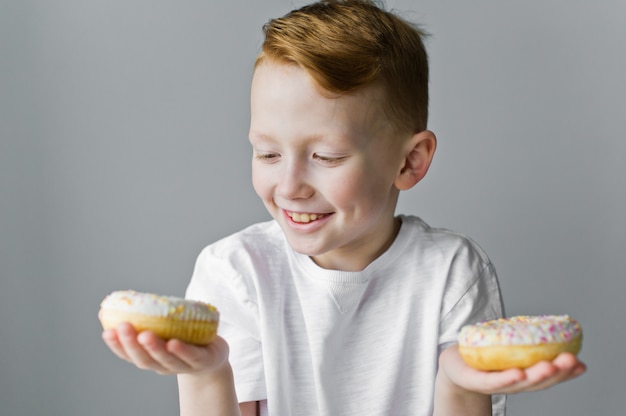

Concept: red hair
[[256, 0, 430, 133]]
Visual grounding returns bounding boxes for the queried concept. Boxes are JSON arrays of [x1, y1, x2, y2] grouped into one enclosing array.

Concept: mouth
[[286, 211, 330, 224]]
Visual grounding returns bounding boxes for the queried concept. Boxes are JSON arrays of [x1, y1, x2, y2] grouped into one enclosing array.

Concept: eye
[[313, 153, 347, 165], [253, 151, 280, 162]]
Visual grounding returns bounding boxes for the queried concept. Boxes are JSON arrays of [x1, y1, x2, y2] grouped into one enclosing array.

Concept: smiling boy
[[249, 62, 432, 272], [102, 1, 585, 415]]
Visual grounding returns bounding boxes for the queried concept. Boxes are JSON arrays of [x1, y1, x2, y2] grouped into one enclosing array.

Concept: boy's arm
[[434, 358, 492, 416], [178, 365, 241, 416], [103, 323, 243, 416], [238, 402, 259, 416], [434, 344, 586, 415]]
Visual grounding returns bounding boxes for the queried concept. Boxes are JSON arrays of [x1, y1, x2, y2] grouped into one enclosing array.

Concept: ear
[[394, 130, 437, 191]]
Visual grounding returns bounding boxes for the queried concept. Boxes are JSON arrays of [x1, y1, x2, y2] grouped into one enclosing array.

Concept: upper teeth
[[290, 212, 323, 223]]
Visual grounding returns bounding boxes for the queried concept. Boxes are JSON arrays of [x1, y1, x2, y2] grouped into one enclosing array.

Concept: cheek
[[324, 170, 370, 207], [329, 166, 394, 211], [251, 165, 271, 200]]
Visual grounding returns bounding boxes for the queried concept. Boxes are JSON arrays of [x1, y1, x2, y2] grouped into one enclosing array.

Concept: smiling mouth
[[287, 211, 328, 223]]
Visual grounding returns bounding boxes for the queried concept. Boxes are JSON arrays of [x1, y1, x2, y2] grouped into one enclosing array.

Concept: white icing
[[100, 290, 219, 321]]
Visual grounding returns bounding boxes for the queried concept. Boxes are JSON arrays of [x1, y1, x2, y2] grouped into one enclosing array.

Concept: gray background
[[1, 0, 624, 415]]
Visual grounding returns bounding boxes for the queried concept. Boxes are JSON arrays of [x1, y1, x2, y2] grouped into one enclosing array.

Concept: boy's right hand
[[104, 324, 245, 415], [102, 322, 230, 376]]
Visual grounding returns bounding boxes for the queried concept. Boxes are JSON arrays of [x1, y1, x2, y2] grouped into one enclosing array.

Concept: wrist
[[434, 367, 491, 416], [178, 363, 240, 416], [181, 359, 234, 385]]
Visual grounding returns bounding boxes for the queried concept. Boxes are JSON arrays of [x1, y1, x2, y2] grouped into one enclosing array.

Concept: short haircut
[[256, 0, 430, 134]]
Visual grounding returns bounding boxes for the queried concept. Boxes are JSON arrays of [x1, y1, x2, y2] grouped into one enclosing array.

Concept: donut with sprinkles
[[458, 315, 582, 371]]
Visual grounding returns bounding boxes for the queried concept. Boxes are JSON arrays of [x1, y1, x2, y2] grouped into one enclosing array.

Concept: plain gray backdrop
[[1, 0, 625, 415]]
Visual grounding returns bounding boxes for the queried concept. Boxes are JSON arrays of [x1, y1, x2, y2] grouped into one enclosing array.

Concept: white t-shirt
[[186, 215, 505, 415]]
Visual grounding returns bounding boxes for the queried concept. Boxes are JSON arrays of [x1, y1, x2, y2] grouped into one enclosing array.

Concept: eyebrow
[[249, 131, 350, 146]]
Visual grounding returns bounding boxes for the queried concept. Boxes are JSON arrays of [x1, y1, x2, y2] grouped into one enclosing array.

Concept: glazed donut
[[99, 290, 219, 345], [458, 315, 582, 371]]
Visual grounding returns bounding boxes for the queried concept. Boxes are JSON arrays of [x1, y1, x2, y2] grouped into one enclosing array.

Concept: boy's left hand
[[439, 344, 586, 395]]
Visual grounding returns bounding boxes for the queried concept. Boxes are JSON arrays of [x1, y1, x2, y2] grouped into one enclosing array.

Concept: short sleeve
[[439, 261, 504, 347], [185, 245, 267, 402], [436, 245, 506, 416]]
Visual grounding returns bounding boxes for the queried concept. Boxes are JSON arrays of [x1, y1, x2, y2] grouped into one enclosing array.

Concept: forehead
[[250, 63, 392, 141]]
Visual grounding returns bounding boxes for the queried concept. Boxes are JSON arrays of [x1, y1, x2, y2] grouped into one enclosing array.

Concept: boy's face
[[249, 63, 411, 271]]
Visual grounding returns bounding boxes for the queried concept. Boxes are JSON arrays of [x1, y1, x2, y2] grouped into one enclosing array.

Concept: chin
[[283, 234, 329, 257]]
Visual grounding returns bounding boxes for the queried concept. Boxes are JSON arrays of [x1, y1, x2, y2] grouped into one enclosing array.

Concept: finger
[[163, 339, 209, 372], [116, 323, 169, 373], [471, 368, 527, 394], [166, 335, 229, 372], [571, 362, 587, 378], [136, 331, 194, 374], [509, 361, 560, 393], [102, 329, 131, 361], [522, 354, 586, 392], [554, 352, 587, 379], [497, 354, 585, 394]]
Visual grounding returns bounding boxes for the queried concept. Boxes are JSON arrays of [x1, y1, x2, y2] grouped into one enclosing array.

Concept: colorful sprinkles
[[458, 315, 582, 347]]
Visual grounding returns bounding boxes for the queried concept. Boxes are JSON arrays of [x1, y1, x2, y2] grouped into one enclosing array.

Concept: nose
[[276, 158, 314, 200]]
